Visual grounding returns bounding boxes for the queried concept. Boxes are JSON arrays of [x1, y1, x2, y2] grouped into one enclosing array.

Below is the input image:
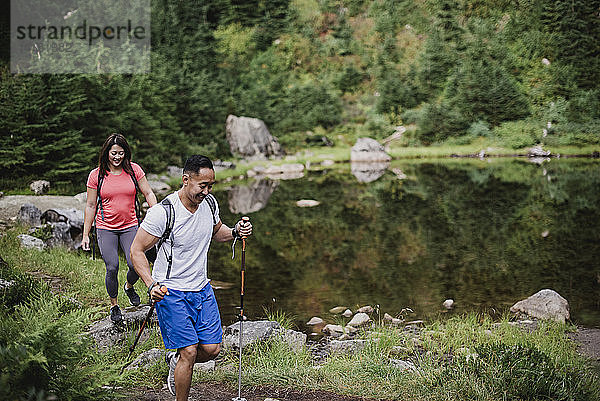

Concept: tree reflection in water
[[209, 159, 600, 329]]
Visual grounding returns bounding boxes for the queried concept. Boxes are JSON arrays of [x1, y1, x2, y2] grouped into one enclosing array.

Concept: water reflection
[[210, 159, 600, 329], [227, 179, 279, 214], [351, 161, 390, 183]]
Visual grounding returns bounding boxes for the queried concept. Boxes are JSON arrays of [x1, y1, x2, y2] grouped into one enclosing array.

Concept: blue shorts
[[155, 283, 223, 350]]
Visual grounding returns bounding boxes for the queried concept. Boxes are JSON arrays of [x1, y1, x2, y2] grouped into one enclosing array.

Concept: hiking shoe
[[165, 351, 178, 396], [124, 283, 141, 306], [110, 305, 122, 324]]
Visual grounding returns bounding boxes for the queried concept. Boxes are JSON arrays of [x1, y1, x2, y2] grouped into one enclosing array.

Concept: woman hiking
[[81, 133, 157, 324]]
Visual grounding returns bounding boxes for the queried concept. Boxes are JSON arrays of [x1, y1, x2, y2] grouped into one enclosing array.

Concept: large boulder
[[41, 208, 84, 249], [351, 138, 391, 162], [17, 203, 42, 226], [226, 115, 284, 160], [228, 179, 279, 214], [17, 234, 46, 251], [223, 320, 306, 352], [147, 180, 171, 196], [510, 289, 570, 323], [87, 305, 157, 352], [29, 180, 50, 195]]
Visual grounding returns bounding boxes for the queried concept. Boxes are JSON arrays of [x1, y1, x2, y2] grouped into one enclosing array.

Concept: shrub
[[334, 65, 364, 93], [415, 101, 468, 144], [0, 257, 42, 310], [0, 264, 109, 400], [277, 82, 342, 132], [467, 120, 491, 138], [492, 120, 540, 149]]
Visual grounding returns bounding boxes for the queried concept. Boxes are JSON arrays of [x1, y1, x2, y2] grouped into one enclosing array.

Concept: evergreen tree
[[0, 72, 93, 183], [540, 0, 600, 91]]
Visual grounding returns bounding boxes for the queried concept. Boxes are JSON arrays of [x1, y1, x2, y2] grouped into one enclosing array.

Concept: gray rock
[[322, 324, 345, 337], [328, 339, 367, 354], [383, 313, 403, 325], [87, 305, 157, 352], [356, 305, 374, 314], [389, 359, 416, 371], [348, 312, 370, 327], [228, 179, 279, 214], [274, 328, 307, 353], [510, 289, 570, 323], [329, 306, 347, 314], [166, 165, 182, 177], [443, 299, 455, 309], [226, 115, 284, 160], [41, 208, 83, 226], [223, 320, 281, 350], [125, 348, 163, 370], [148, 180, 171, 196], [213, 160, 235, 172], [306, 317, 324, 325], [74, 192, 87, 203], [17, 203, 42, 226], [44, 222, 75, 249], [296, 199, 320, 208], [17, 234, 46, 250], [40, 208, 85, 249], [342, 309, 353, 318], [30, 180, 50, 195], [351, 138, 391, 162], [528, 145, 551, 157]]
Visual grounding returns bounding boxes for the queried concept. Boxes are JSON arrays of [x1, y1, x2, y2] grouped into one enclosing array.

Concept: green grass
[[2, 228, 599, 400], [212, 139, 599, 184], [209, 315, 599, 401]]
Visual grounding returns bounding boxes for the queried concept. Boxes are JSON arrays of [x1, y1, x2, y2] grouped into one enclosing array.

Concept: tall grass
[[2, 228, 599, 400], [211, 314, 599, 401]]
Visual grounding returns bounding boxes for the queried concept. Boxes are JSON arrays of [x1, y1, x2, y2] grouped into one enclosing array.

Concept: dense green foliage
[[2, 0, 599, 185], [0, 258, 110, 400]]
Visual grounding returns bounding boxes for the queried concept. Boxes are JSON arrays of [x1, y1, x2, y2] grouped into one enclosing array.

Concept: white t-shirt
[[141, 191, 220, 291]]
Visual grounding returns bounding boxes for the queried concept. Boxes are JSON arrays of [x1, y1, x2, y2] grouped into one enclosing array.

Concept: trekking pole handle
[[240, 216, 250, 239]]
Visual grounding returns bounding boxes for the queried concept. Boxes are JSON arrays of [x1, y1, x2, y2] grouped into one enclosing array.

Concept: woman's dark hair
[[98, 133, 134, 177], [183, 155, 214, 175]]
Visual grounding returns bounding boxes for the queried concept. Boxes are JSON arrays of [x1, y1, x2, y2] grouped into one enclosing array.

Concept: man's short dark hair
[[183, 155, 214, 175]]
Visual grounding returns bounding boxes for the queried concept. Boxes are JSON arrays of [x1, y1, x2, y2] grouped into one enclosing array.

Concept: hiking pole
[[119, 285, 167, 375], [233, 216, 250, 401]]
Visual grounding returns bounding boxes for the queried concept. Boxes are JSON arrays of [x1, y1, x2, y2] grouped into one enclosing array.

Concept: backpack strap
[[156, 194, 216, 280], [95, 172, 106, 222], [156, 198, 175, 279], [129, 172, 143, 224], [204, 193, 218, 225]]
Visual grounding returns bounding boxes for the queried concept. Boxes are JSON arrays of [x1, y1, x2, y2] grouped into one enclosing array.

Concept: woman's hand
[[81, 235, 90, 251]]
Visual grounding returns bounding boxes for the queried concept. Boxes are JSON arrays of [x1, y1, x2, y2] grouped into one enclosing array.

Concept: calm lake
[[207, 158, 600, 330]]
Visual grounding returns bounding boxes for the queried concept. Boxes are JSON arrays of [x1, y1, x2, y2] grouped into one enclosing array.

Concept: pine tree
[[0, 72, 93, 183]]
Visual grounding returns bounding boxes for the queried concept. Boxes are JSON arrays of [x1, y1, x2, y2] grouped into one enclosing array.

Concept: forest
[[1, 0, 599, 187]]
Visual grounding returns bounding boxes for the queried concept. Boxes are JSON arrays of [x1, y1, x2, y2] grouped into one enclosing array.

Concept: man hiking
[[130, 155, 252, 400]]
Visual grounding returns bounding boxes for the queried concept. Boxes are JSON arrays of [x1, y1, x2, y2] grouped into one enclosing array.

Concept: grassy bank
[[1, 227, 599, 400], [213, 141, 600, 183]]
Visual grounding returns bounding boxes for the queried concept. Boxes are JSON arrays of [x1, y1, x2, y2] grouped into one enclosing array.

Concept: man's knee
[[197, 343, 220, 362], [178, 344, 198, 363]]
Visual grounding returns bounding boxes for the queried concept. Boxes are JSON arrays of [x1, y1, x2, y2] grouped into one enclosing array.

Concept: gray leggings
[[97, 226, 139, 299]]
